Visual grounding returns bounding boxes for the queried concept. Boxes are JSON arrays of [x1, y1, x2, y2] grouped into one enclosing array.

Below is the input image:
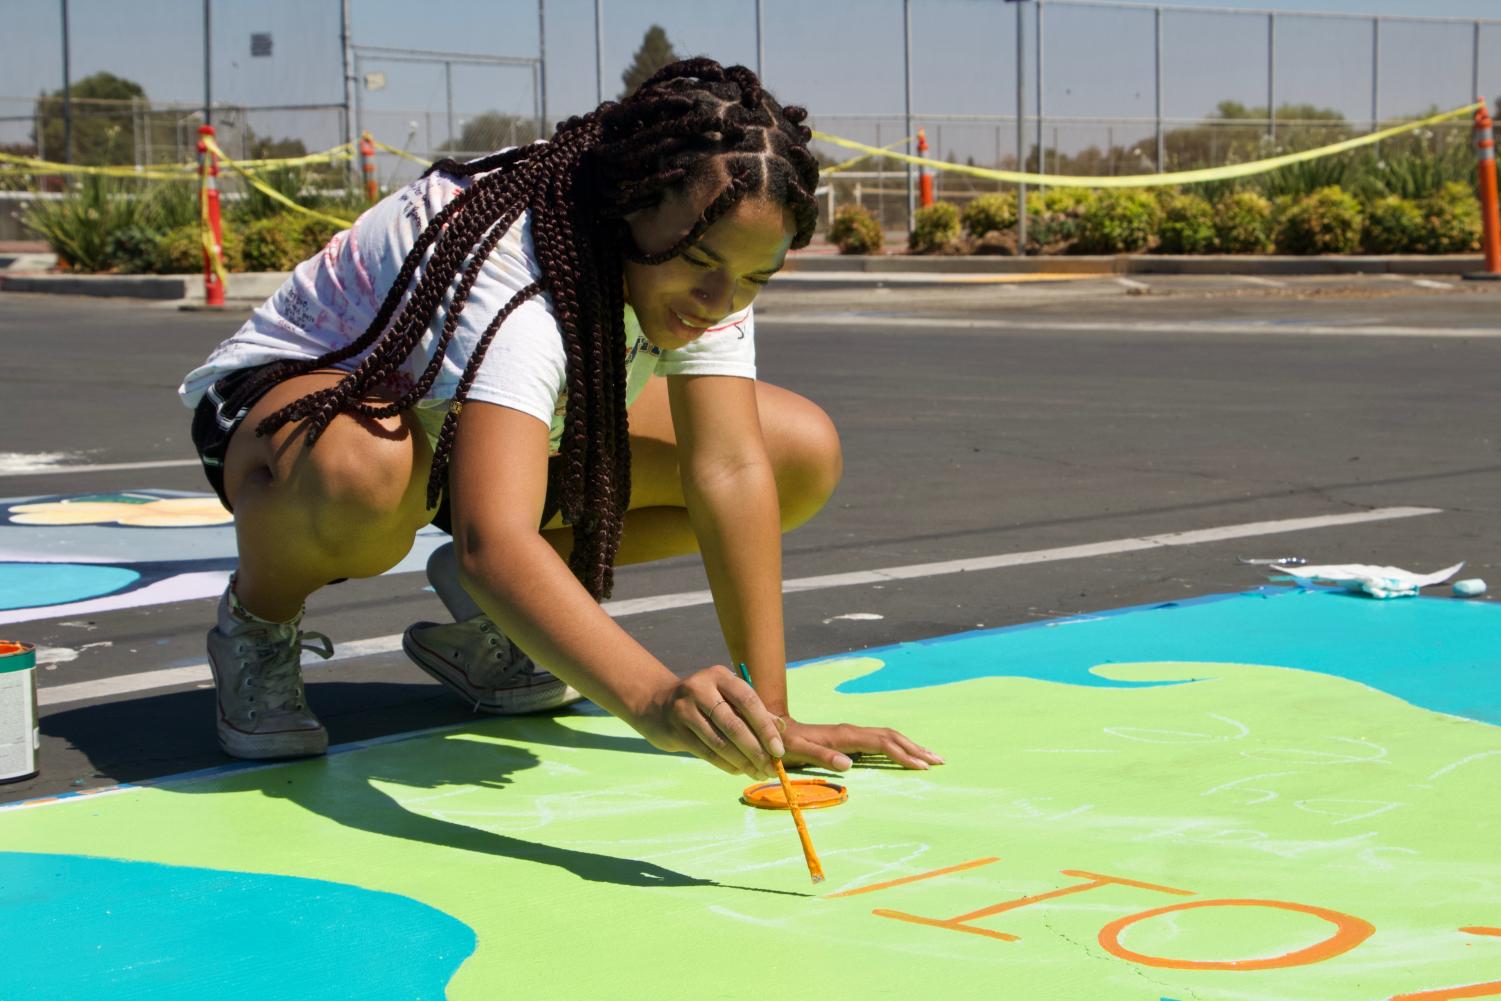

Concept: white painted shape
[[0, 571, 232, 628], [0, 457, 201, 478], [1238, 276, 1286, 287], [34, 505, 1443, 707]]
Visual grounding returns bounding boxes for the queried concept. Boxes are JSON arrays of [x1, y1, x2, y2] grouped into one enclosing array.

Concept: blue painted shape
[[0, 562, 140, 611], [0, 852, 474, 1001], [818, 587, 1501, 726]]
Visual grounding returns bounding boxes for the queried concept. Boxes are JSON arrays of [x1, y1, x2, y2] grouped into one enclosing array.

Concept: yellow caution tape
[[811, 102, 1482, 189], [371, 134, 918, 180], [201, 136, 357, 228], [820, 136, 914, 176], [0, 144, 353, 181], [0, 151, 193, 181], [371, 139, 435, 166]]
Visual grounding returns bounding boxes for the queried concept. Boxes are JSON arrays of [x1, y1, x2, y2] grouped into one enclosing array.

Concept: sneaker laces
[[239, 625, 334, 714]]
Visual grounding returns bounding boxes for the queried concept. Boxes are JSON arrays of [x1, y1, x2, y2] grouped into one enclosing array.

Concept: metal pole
[[1016, 0, 1027, 254], [203, 0, 211, 126], [755, 0, 764, 80], [1371, 16, 1380, 133], [341, 0, 356, 186], [445, 61, 455, 150], [1154, 4, 1164, 171], [538, 0, 548, 133], [60, 0, 72, 164], [1473, 20, 1482, 106], [595, 0, 604, 105], [1267, 12, 1276, 143], [903, 0, 914, 233], [353, 51, 364, 160], [1036, 0, 1044, 183]]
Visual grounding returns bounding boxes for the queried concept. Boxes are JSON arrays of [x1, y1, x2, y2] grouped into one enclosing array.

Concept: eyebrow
[[691, 241, 783, 276]]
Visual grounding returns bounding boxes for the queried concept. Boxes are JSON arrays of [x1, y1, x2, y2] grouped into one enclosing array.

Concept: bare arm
[[669, 374, 946, 773], [668, 374, 788, 713], [446, 399, 784, 777]]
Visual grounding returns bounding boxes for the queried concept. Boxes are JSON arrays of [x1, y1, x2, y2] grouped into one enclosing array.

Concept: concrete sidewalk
[[2, 251, 1493, 304]]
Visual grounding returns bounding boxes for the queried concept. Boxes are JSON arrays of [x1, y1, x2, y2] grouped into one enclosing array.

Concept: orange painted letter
[[874, 869, 1192, 943], [1388, 927, 1501, 1000], [1098, 898, 1374, 971]]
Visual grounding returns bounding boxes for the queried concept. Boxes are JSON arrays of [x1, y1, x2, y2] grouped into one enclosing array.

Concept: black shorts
[[189, 362, 563, 534]]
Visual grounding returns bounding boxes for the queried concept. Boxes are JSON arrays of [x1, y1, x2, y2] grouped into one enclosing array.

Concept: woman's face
[[623, 187, 796, 351]]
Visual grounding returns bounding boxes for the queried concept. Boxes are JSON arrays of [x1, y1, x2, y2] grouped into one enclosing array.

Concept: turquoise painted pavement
[[825, 587, 1501, 727]]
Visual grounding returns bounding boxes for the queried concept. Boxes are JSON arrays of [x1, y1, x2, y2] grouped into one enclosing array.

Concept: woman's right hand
[[632, 665, 787, 779]]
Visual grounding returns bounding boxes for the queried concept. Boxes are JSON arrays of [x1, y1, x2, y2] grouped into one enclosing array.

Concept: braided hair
[[246, 58, 820, 600]]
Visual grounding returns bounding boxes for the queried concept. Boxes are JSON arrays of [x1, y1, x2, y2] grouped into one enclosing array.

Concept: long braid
[[256, 59, 821, 600]]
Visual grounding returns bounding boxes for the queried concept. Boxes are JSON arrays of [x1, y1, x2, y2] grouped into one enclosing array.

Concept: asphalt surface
[[1, 273, 1498, 802]]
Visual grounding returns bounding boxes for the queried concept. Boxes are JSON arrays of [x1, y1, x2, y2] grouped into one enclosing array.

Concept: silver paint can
[[0, 641, 39, 784]]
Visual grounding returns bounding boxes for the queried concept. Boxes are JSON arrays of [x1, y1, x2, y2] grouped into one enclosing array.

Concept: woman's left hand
[[779, 719, 944, 772]]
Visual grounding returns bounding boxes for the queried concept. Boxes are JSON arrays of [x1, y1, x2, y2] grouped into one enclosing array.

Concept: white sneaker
[[404, 543, 582, 715], [206, 584, 333, 759]]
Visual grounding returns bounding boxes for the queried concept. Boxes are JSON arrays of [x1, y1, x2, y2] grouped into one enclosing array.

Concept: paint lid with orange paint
[[741, 777, 848, 810]]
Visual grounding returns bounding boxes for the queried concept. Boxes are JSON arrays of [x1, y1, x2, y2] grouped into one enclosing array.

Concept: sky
[[2, 0, 1498, 162]]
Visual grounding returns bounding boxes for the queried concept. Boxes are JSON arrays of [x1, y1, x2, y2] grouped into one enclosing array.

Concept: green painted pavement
[[3, 654, 1499, 999]]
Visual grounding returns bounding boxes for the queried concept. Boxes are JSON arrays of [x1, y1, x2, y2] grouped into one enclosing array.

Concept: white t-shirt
[[178, 163, 756, 455]]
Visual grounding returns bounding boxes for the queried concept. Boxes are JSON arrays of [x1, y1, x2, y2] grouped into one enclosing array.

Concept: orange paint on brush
[[773, 759, 824, 884]]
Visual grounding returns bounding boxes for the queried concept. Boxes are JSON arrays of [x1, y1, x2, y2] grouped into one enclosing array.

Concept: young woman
[[180, 58, 943, 780]]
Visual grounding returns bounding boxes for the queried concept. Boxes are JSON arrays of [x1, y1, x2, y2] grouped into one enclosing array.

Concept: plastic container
[[0, 641, 39, 784]]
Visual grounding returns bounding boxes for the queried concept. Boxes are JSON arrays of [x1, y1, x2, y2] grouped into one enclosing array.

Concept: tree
[[435, 111, 540, 157], [619, 25, 680, 100], [34, 71, 150, 165]]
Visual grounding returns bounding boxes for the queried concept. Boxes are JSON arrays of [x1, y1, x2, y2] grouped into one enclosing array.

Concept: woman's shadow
[[145, 689, 798, 895]]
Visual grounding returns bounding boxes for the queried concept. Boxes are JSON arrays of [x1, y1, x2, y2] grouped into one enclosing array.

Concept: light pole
[[1005, 0, 1032, 255]]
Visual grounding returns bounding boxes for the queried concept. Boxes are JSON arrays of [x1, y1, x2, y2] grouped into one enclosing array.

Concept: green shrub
[[23, 175, 146, 272], [909, 202, 960, 254], [241, 216, 302, 271], [1156, 192, 1216, 254], [828, 204, 883, 254], [1074, 189, 1162, 254], [959, 192, 1017, 237], [290, 214, 343, 258], [102, 224, 162, 273], [1024, 187, 1095, 251], [152, 222, 243, 274], [1273, 186, 1363, 255], [1214, 191, 1274, 254], [1257, 156, 1351, 202], [1362, 196, 1423, 254], [1417, 180, 1481, 253]]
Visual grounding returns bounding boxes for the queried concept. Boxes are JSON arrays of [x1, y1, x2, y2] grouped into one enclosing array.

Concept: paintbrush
[[738, 662, 825, 884]]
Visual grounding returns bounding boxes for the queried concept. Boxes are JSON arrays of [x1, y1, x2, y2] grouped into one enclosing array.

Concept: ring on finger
[[708, 699, 731, 716]]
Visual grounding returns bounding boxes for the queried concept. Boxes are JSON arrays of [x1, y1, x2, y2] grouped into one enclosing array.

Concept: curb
[[784, 253, 1490, 276], [1, 255, 1493, 302]]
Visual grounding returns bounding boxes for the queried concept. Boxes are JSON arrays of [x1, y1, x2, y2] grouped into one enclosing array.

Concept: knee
[[292, 414, 434, 554], [777, 404, 843, 530]]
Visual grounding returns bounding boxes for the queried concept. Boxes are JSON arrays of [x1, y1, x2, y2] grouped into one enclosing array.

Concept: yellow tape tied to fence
[[0, 143, 353, 181], [811, 102, 1482, 189], [200, 136, 358, 228]]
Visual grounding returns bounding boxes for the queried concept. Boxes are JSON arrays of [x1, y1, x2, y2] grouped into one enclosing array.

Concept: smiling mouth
[[671, 309, 715, 330]]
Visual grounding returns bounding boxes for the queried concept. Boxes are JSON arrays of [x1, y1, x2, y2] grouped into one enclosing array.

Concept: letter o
[[1097, 898, 1375, 971]]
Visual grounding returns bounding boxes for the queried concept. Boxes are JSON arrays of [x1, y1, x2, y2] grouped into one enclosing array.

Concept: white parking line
[[760, 313, 1500, 339], [1238, 276, 1287, 288], [36, 505, 1441, 708]]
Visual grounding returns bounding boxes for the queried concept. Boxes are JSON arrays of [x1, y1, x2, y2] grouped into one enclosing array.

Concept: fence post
[[359, 130, 377, 203], [1465, 101, 1501, 281], [196, 124, 226, 308]]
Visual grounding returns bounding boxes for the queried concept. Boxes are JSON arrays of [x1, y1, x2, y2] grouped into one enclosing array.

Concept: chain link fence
[[3, 0, 1499, 234]]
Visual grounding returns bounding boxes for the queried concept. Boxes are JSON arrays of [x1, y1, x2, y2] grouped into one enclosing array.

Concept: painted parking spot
[[3, 588, 1497, 999]]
